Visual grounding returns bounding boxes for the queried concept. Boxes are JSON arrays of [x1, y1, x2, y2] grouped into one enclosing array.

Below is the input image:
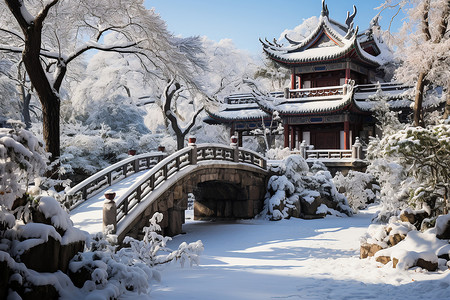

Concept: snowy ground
[[124, 206, 450, 300], [70, 185, 450, 300]]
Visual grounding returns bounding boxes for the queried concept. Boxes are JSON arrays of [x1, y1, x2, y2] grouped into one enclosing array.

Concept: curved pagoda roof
[[261, 0, 390, 68]]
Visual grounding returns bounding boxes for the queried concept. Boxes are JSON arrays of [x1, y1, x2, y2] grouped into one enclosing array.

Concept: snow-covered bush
[[118, 212, 204, 268], [266, 146, 294, 160], [69, 212, 203, 297], [0, 122, 48, 209], [260, 155, 352, 220], [1, 195, 87, 299], [61, 121, 164, 174], [333, 170, 378, 211], [368, 124, 450, 220]]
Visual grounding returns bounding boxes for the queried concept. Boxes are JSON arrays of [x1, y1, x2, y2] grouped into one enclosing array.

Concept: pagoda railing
[[65, 152, 166, 210], [292, 138, 365, 161], [287, 85, 344, 99]]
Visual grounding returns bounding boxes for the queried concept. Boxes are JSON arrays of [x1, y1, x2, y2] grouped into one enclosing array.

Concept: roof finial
[[345, 5, 357, 30], [370, 14, 380, 29], [321, 0, 329, 18]]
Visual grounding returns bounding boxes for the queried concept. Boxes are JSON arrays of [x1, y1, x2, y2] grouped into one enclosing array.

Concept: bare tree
[[163, 79, 204, 150], [379, 0, 450, 126], [0, 0, 206, 160]]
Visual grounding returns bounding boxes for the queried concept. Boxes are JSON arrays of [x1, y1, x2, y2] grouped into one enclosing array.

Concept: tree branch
[[421, 0, 432, 41], [0, 28, 25, 43], [35, 0, 59, 29], [435, 0, 450, 43], [182, 106, 204, 136]]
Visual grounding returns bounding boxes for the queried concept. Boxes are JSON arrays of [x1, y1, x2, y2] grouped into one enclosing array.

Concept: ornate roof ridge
[[263, 29, 361, 64], [262, 1, 360, 54]]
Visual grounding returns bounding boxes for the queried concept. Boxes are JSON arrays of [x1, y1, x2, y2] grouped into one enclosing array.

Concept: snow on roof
[[207, 82, 412, 122], [261, 1, 388, 66], [207, 105, 270, 122], [353, 83, 413, 111], [261, 93, 353, 115]]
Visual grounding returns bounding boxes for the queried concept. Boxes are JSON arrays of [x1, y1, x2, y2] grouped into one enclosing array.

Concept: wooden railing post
[[133, 157, 139, 173]]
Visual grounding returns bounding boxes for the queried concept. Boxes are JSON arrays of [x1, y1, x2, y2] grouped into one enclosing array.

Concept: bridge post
[[231, 136, 239, 162], [133, 157, 139, 173], [103, 191, 117, 234], [189, 136, 197, 165]]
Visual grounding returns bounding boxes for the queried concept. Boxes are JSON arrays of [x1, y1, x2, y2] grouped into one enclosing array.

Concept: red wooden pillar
[[344, 114, 350, 150], [345, 60, 351, 83], [290, 126, 296, 150], [297, 127, 302, 145], [284, 124, 289, 148], [290, 73, 296, 90], [238, 131, 243, 147], [298, 75, 302, 89]]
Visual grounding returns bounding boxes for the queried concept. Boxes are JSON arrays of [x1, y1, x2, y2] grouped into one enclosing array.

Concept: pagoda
[[205, 0, 411, 150]]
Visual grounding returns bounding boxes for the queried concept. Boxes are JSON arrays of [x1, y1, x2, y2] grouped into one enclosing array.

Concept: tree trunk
[[23, 29, 60, 160], [414, 72, 427, 127], [6, 0, 61, 161], [20, 88, 32, 129], [176, 135, 185, 150]]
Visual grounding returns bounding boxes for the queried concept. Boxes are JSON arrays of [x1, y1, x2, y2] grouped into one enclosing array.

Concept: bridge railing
[[65, 152, 166, 209], [114, 143, 267, 225]]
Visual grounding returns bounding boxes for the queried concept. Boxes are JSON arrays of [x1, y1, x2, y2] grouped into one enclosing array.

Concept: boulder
[[376, 255, 391, 265], [59, 240, 85, 273], [360, 243, 384, 259], [287, 199, 302, 218], [21, 283, 59, 300], [68, 265, 93, 288], [399, 210, 429, 230], [300, 194, 325, 219], [389, 233, 406, 246], [392, 257, 399, 268], [0, 260, 9, 300], [416, 258, 438, 271], [436, 216, 450, 240], [19, 236, 60, 273]]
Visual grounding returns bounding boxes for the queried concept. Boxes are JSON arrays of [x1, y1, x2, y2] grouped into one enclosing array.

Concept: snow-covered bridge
[[69, 143, 269, 243]]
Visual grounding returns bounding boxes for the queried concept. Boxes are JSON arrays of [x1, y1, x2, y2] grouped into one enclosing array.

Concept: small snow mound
[[436, 213, 450, 237], [38, 196, 72, 231]]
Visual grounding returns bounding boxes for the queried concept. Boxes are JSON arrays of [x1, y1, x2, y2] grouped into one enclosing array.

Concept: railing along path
[[66, 152, 166, 209], [114, 143, 267, 224]]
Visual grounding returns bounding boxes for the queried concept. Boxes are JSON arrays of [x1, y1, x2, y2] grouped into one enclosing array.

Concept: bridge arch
[[117, 162, 269, 242]]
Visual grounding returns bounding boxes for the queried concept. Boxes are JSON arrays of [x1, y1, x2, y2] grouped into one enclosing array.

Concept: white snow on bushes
[[436, 213, 450, 236], [38, 196, 73, 231], [375, 230, 448, 270]]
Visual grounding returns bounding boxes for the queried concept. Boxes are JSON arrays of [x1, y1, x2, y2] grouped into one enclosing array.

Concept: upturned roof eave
[[205, 109, 272, 123]]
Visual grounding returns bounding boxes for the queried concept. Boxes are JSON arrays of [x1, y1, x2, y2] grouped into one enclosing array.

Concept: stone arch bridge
[[67, 143, 269, 243]]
